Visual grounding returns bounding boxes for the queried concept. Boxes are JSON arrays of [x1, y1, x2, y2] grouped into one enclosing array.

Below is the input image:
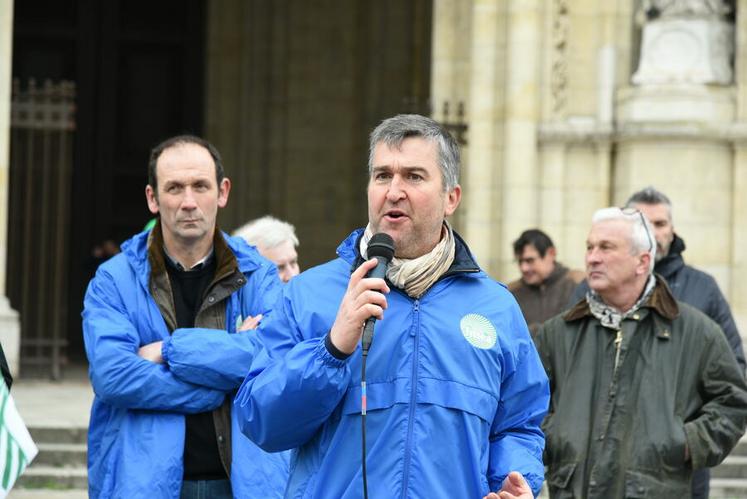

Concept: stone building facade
[[0, 0, 745, 375], [431, 0, 747, 335]]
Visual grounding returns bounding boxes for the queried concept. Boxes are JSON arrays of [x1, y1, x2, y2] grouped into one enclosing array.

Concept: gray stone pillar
[[731, 0, 747, 334], [464, 0, 502, 272], [616, 0, 737, 324]]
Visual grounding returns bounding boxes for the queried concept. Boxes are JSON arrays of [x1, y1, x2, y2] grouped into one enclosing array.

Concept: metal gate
[[7, 79, 75, 379]]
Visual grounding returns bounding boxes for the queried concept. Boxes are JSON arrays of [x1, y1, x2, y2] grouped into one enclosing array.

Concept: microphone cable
[[358, 233, 394, 499], [361, 342, 370, 499]]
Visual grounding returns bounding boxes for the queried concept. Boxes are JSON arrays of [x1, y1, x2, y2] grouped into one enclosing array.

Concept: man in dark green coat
[[535, 207, 747, 499]]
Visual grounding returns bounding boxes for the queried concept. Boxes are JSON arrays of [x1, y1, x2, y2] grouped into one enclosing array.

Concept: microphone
[[361, 233, 395, 353]]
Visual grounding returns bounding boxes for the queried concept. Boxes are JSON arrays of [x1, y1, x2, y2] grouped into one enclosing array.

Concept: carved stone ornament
[[641, 0, 732, 20], [550, 0, 569, 117], [632, 17, 734, 85]]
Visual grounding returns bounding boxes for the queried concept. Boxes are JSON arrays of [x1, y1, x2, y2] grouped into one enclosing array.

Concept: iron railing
[[8, 79, 75, 379]]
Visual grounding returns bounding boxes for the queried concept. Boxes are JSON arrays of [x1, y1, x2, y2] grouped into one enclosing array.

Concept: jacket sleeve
[[487, 310, 550, 496], [83, 268, 225, 413], [162, 264, 283, 391], [234, 291, 351, 453], [704, 276, 746, 373], [684, 320, 747, 469]]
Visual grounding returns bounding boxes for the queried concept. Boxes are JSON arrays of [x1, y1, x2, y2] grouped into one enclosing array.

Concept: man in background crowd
[[568, 186, 746, 499], [233, 215, 300, 284], [508, 229, 583, 335], [82, 135, 287, 498], [537, 207, 747, 498]]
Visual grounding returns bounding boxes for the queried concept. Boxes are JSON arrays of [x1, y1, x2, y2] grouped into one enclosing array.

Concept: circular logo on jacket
[[460, 314, 497, 349]]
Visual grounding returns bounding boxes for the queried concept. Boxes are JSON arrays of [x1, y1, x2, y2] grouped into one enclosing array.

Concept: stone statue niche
[[633, 0, 735, 85]]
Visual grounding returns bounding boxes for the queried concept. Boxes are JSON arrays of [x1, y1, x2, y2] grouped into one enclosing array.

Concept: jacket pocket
[[341, 377, 499, 422], [663, 422, 688, 471], [416, 377, 499, 422], [624, 469, 689, 498], [548, 462, 575, 489], [546, 462, 576, 497]]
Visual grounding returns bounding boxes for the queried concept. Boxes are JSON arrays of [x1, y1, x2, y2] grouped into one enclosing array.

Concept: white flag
[[0, 381, 37, 498]]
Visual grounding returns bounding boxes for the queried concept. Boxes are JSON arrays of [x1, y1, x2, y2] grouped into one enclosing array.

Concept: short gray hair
[[592, 207, 656, 273], [625, 186, 672, 222], [232, 216, 299, 250], [368, 114, 460, 191]]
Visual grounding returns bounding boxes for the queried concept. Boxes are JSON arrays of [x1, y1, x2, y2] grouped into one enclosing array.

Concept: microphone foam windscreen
[[366, 233, 395, 261]]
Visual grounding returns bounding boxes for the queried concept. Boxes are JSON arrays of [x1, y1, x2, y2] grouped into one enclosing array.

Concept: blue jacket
[[235, 230, 549, 498], [83, 229, 289, 498]]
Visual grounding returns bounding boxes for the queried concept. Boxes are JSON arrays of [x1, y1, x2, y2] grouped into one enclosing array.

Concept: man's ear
[[145, 185, 159, 215], [637, 252, 652, 276], [444, 184, 461, 217], [218, 178, 231, 208]]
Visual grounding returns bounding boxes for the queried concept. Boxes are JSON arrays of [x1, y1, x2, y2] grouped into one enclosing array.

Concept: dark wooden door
[[11, 0, 205, 373]]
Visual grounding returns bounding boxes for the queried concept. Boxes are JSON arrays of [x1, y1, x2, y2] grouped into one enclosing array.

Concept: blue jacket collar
[[121, 224, 262, 290]]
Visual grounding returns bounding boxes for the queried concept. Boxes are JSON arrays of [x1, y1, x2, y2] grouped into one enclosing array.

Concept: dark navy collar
[[163, 246, 215, 272]]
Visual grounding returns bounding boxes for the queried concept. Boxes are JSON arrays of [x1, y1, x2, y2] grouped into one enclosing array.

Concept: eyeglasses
[[621, 207, 654, 253]]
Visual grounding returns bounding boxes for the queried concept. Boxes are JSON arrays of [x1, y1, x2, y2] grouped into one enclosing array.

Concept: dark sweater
[[165, 254, 226, 480]]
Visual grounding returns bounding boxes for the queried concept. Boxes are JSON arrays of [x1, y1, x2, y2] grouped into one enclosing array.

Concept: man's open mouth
[[385, 211, 406, 219]]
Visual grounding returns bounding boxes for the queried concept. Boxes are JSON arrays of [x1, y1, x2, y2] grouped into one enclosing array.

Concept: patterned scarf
[[359, 220, 456, 299], [586, 274, 656, 330]]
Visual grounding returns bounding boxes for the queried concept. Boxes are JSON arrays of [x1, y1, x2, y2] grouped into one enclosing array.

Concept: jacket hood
[[655, 233, 686, 279], [335, 228, 481, 276]]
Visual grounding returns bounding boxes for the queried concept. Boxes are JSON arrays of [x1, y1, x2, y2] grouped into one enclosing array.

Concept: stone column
[[431, 0, 472, 234], [0, 0, 20, 378], [463, 0, 502, 272], [498, 0, 542, 279], [616, 0, 737, 316], [615, 91, 735, 283], [731, 0, 747, 334]]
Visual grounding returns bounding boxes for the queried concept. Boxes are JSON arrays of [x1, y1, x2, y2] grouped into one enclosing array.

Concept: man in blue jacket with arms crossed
[[83, 135, 287, 498], [236, 114, 549, 498]]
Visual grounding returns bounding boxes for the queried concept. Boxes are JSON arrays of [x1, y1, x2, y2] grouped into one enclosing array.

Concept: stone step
[[9, 490, 88, 499], [730, 437, 747, 457], [33, 443, 87, 467], [714, 455, 747, 479], [16, 466, 87, 490], [28, 426, 87, 445], [709, 478, 747, 499]]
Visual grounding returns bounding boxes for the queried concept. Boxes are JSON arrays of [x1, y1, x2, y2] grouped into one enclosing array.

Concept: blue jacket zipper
[[400, 299, 420, 499]]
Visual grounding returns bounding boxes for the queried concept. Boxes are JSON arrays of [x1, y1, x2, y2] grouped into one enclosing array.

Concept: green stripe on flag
[[15, 451, 26, 487], [2, 428, 12, 489], [0, 381, 32, 492]]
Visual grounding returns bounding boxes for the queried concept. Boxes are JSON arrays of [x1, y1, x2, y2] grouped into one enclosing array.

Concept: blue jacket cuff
[[161, 337, 172, 364], [319, 335, 351, 367]]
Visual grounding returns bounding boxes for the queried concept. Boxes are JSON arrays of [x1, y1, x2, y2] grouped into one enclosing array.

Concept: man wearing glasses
[[535, 207, 747, 498], [568, 187, 746, 499], [508, 229, 584, 336]]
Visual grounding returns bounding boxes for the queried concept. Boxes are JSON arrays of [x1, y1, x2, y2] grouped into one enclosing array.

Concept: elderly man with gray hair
[[233, 216, 300, 283], [535, 207, 747, 498]]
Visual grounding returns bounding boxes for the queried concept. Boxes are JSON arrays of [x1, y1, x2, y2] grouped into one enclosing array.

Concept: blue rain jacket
[[83, 229, 289, 498], [235, 229, 549, 498]]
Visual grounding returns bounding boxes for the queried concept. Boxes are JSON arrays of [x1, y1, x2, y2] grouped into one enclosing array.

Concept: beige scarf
[[359, 221, 456, 299]]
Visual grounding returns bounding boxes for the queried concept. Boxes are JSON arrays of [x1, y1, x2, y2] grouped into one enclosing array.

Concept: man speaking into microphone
[[235, 114, 549, 499]]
